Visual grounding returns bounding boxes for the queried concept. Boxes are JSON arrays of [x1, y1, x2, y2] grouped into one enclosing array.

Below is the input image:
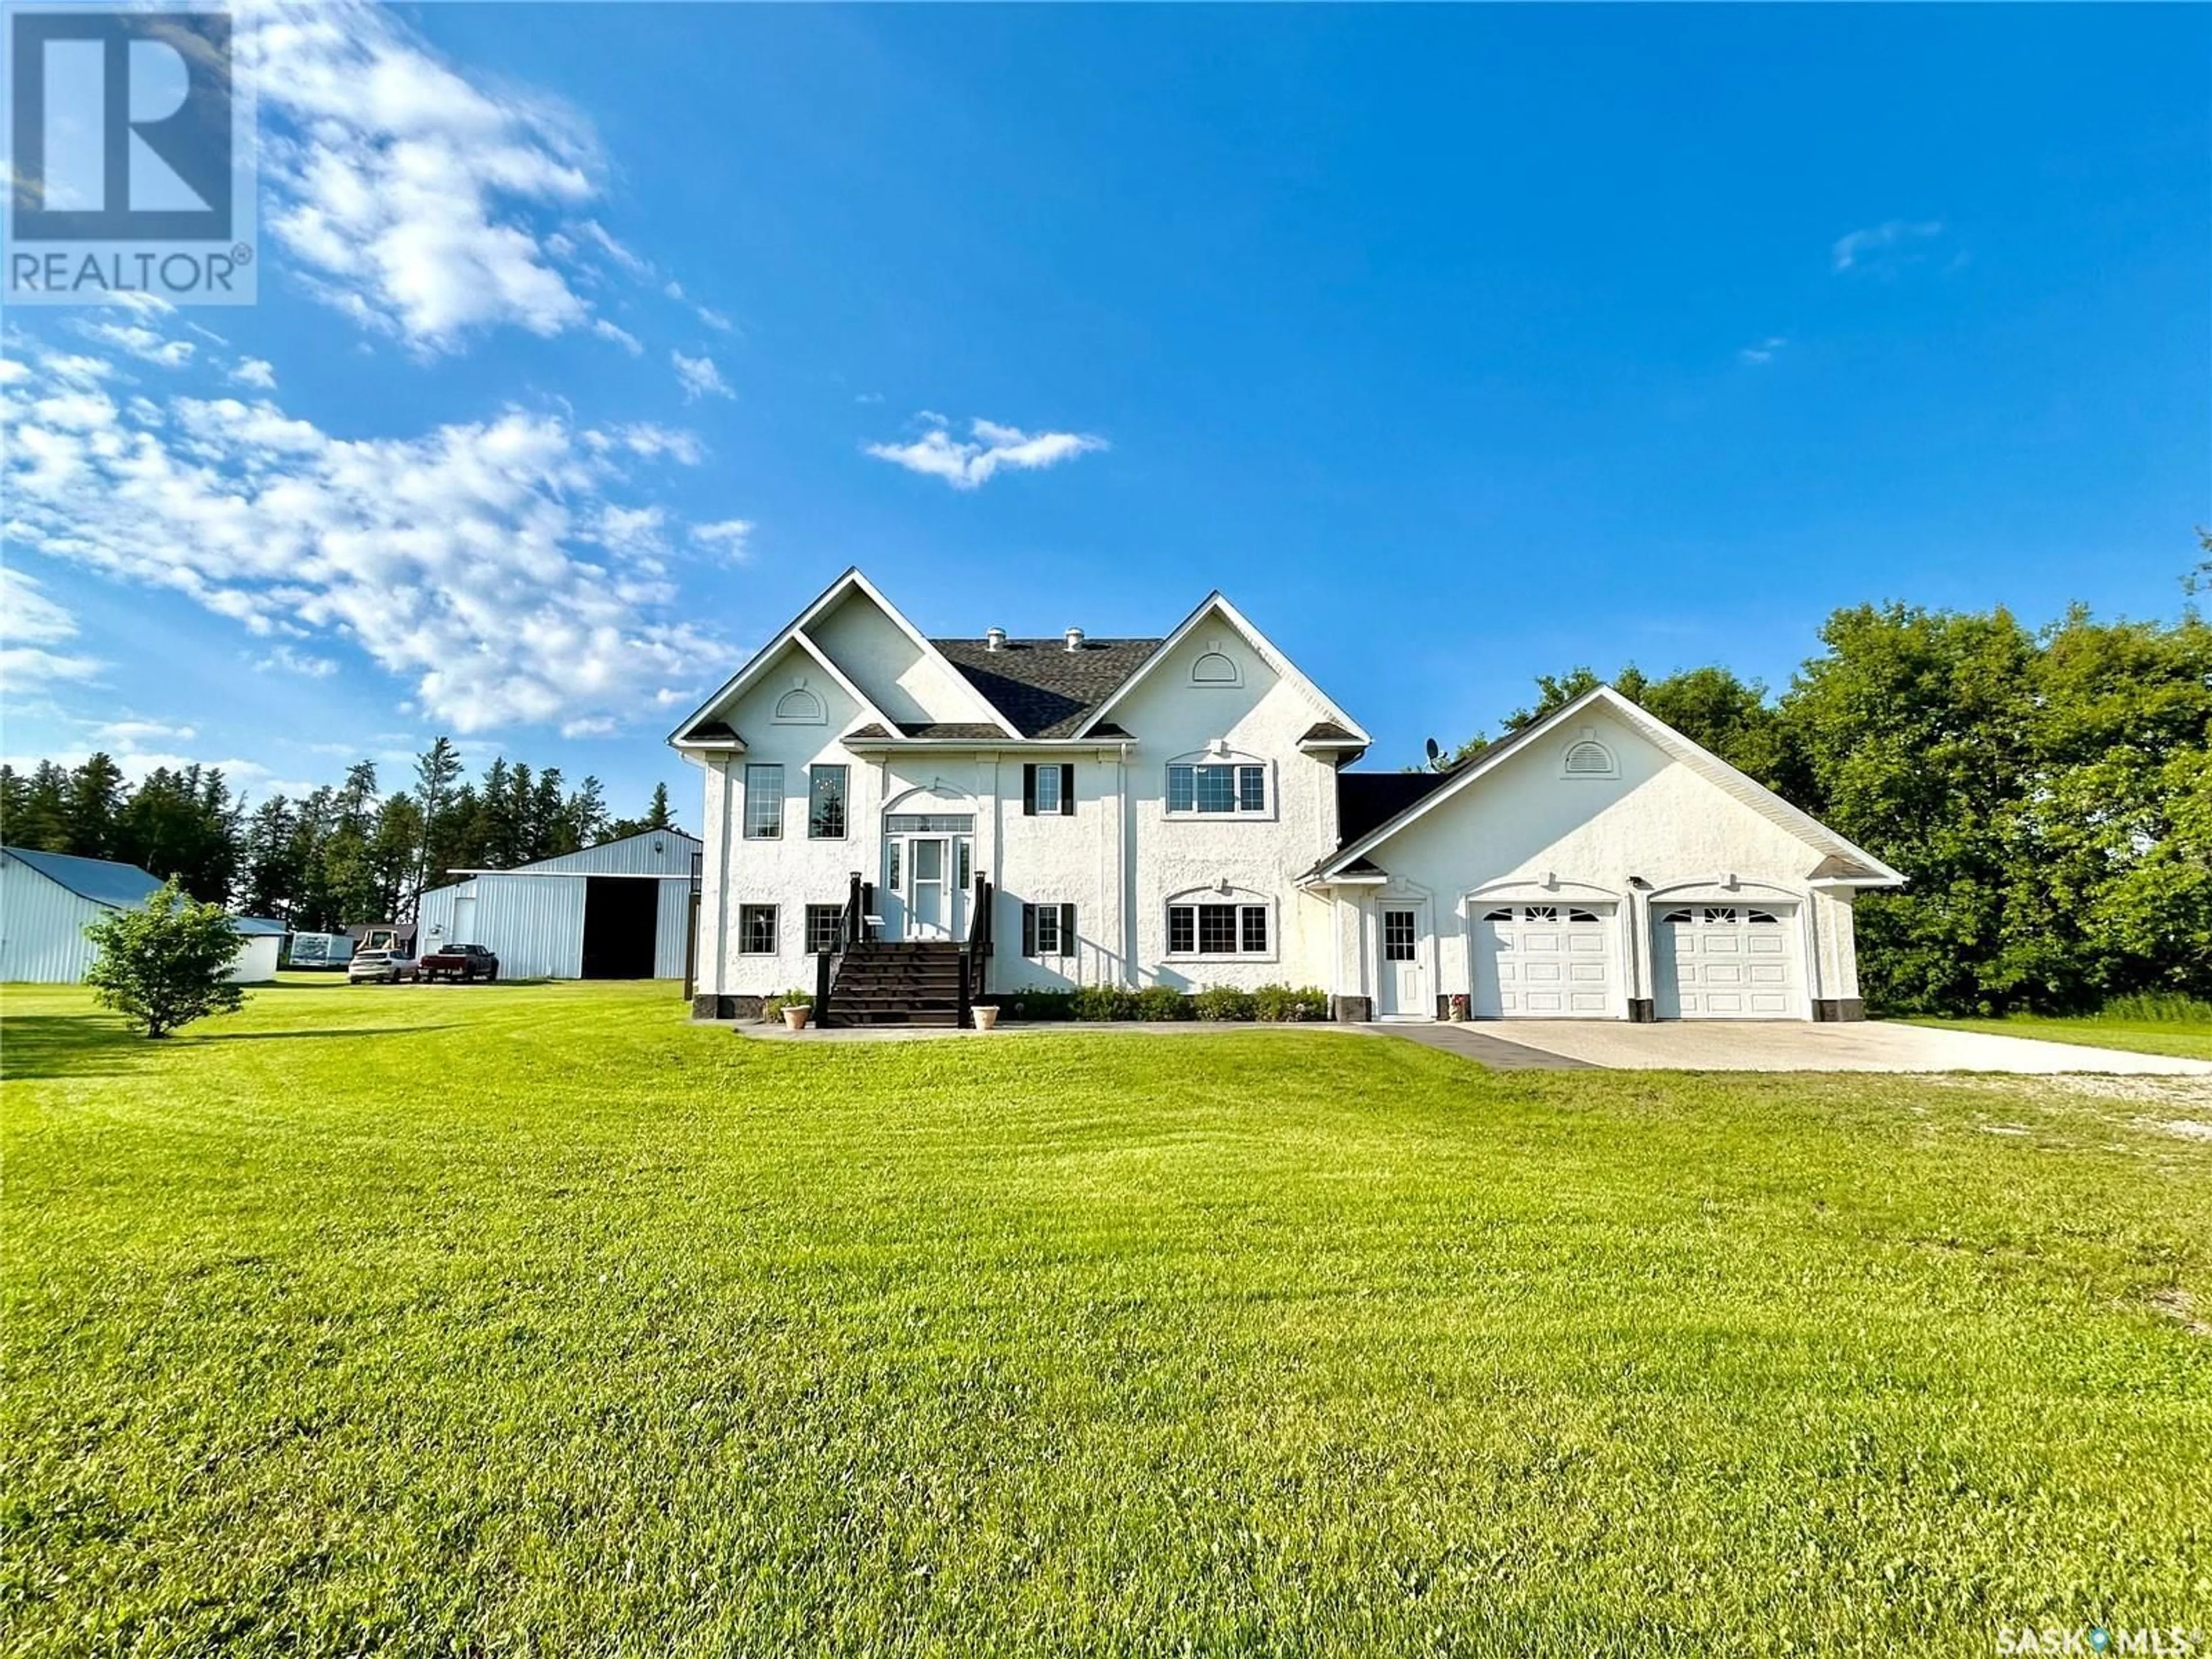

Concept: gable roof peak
[[1073, 589, 1368, 743], [1312, 682, 1903, 886]]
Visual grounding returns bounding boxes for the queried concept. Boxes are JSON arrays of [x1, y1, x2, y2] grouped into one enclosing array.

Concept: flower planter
[[972, 1005, 999, 1031], [782, 1005, 812, 1031]]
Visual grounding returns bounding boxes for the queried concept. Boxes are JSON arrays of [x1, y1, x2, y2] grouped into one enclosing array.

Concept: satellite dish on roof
[[1424, 736, 1443, 771]]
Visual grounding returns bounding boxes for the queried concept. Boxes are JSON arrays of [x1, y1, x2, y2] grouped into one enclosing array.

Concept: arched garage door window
[[1654, 906, 1798, 1018], [1469, 902, 1615, 1017]]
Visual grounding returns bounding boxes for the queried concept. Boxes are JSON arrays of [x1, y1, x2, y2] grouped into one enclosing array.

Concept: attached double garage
[[1471, 897, 1804, 1020], [1316, 688, 1904, 1024]]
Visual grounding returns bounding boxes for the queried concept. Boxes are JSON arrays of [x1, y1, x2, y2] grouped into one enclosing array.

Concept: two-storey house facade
[[673, 569, 1901, 1024]]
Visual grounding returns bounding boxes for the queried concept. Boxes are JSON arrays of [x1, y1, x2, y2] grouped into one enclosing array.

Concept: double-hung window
[[738, 904, 778, 955], [1022, 902, 1077, 957], [1166, 900, 1271, 957], [808, 765, 847, 839], [804, 904, 842, 954], [1165, 760, 1268, 816], [743, 764, 784, 839], [1024, 763, 1075, 816]]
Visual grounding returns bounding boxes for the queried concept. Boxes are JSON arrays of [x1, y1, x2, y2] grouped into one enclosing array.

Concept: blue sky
[[4, 2, 2205, 821]]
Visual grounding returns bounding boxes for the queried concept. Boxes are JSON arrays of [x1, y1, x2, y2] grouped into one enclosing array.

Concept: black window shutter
[[1021, 904, 1037, 956], [1059, 763, 1076, 816], [1022, 764, 1037, 816], [1060, 904, 1077, 949]]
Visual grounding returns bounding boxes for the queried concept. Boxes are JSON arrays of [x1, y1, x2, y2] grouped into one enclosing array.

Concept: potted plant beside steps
[[972, 1001, 999, 1032], [766, 988, 814, 1031]]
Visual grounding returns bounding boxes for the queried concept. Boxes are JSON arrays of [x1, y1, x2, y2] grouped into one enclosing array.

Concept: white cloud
[[230, 357, 278, 389], [0, 566, 103, 685], [593, 503, 666, 556], [592, 318, 643, 355], [695, 306, 734, 334], [1738, 336, 1787, 365], [572, 218, 652, 279], [865, 414, 1107, 490], [1832, 219, 1944, 274], [256, 645, 340, 679], [855, 391, 885, 405], [1, 350, 728, 734], [92, 718, 199, 745], [690, 518, 753, 562], [251, 0, 603, 351], [672, 350, 733, 402], [77, 322, 194, 369], [594, 423, 705, 465]]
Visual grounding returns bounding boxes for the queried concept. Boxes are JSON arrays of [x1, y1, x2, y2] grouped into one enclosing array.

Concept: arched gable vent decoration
[[771, 679, 826, 725], [1190, 639, 1242, 687], [1561, 725, 1616, 778]]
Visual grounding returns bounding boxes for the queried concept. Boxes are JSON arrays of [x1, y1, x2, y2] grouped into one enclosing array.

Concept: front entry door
[[1376, 903, 1430, 1020], [882, 827, 972, 941], [909, 837, 949, 938]]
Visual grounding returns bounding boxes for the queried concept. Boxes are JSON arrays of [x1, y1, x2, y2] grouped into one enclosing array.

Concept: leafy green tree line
[[1446, 600, 2211, 1016], [0, 742, 680, 933]]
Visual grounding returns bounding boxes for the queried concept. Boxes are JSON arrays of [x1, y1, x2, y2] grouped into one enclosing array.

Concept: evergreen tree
[[63, 753, 127, 857], [8, 762, 73, 849], [412, 737, 463, 909], [241, 796, 302, 919]]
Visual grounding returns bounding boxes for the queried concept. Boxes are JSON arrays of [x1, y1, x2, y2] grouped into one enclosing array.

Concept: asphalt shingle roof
[[896, 722, 1012, 740], [1334, 771, 1456, 847], [931, 637, 1164, 738]]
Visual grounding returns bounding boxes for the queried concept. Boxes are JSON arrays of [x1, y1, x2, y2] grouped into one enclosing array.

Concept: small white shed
[[416, 830, 701, 980], [227, 917, 286, 983]]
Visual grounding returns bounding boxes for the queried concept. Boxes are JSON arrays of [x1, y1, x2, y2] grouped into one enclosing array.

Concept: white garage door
[[1656, 905, 1800, 1018], [1471, 904, 1616, 1017]]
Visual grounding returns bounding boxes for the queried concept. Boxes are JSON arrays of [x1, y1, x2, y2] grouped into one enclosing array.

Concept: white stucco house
[[671, 570, 1901, 1025]]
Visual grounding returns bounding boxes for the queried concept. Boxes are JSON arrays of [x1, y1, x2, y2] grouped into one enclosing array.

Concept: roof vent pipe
[[985, 627, 1006, 652], [1064, 627, 1084, 653]]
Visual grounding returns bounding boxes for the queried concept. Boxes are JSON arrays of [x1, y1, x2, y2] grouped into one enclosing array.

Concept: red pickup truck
[[419, 942, 501, 983]]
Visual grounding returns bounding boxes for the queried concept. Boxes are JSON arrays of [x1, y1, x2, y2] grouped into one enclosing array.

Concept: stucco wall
[[1345, 706, 1850, 1014], [701, 638, 889, 994], [808, 590, 1001, 733], [1107, 621, 1342, 991]]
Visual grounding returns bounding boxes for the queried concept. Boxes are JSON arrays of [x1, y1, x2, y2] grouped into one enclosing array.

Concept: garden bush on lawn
[[3, 978, 2209, 1656]]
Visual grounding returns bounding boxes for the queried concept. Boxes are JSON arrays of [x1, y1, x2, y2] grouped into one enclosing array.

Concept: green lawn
[[1906, 1013, 2212, 1063], [5, 980, 2209, 1657]]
